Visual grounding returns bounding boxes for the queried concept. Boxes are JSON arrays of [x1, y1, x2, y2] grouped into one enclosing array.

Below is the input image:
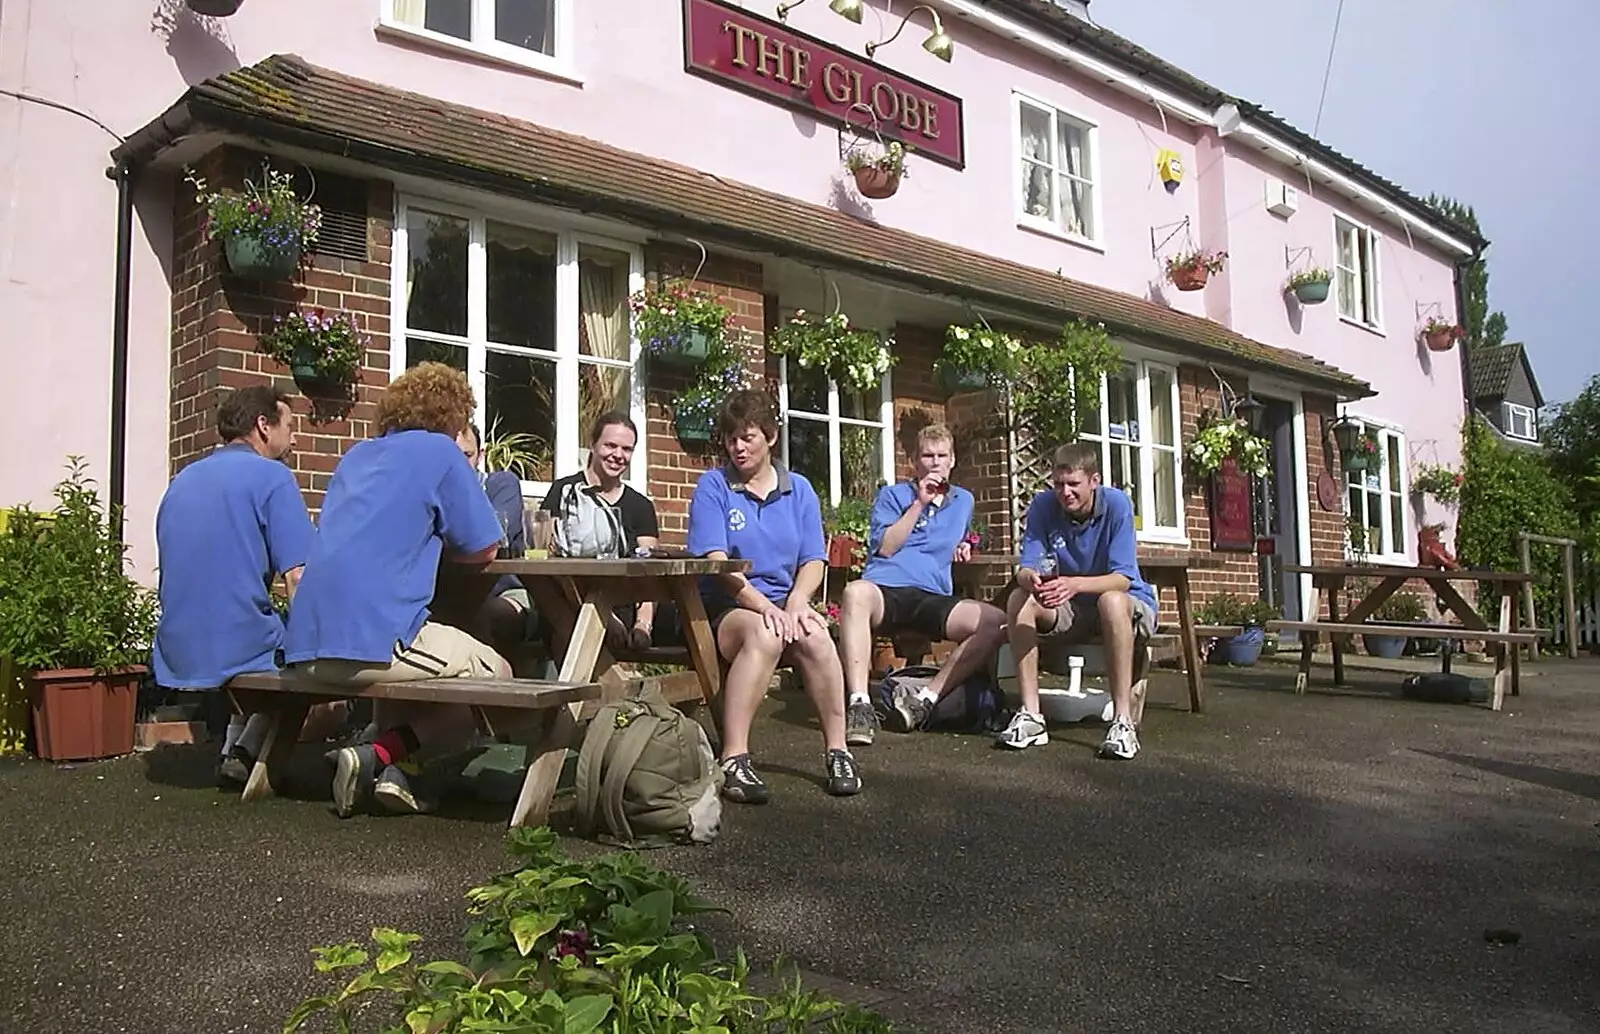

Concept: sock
[[848, 691, 870, 707], [371, 725, 421, 768], [915, 687, 940, 704], [221, 714, 246, 758], [235, 714, 271, 759]]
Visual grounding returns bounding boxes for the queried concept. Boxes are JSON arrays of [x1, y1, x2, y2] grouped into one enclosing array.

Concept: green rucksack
[[573, 686, 723, 849]]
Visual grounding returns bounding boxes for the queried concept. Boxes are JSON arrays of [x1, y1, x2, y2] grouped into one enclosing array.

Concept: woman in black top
[[540, 411, 661, 647]]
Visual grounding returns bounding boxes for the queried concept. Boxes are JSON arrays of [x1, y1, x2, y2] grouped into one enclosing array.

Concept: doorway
[[1252, 396, 1305, 621]]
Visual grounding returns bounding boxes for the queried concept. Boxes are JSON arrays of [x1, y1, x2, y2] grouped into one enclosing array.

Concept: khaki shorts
[[294, 621, 507, 686], [1039, 593, 1158, 660]]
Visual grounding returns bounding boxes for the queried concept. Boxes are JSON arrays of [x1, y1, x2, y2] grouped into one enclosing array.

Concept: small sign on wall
[[1208, 455, 1255, 552]]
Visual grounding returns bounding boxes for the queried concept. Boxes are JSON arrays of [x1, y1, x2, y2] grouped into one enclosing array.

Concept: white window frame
[[1334, 215, 1383, 332], [1012, 90, 1103, 251], [377, 0, 577, 81], [1342, 416, 1408, 563], [389, 195, 647, 500], [1078, 356, 1186, 543], [1502, 401, 1537, 441], [776, 358, 895, 507]]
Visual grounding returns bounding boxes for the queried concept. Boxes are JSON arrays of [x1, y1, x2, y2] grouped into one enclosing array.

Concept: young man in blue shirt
[[286, 362, 510, 817], [686, 389, 860, 804], [1002, 441, 1158, 759], [838, 423, 1006, 742], [153, 386, 315, 787]]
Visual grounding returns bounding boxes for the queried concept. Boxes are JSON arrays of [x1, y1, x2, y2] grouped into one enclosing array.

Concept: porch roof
[[114, 55, 1372, 399]]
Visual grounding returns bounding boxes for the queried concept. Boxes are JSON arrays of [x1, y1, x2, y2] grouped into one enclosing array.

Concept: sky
[[1097, 0, 1596, 405]]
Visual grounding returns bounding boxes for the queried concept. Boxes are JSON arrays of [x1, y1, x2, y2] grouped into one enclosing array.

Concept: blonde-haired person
[[285, 361, 511, 817]]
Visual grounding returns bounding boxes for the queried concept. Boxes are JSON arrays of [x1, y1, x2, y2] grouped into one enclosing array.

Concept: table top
[[485, 557, 750, 577], [1283, 563, 1531, 584], [948, 554, 1189, 570]]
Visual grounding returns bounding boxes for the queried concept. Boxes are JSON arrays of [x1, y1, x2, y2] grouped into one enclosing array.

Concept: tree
[[1425, 195, 1506, 350], [1545, 373, 1600, 529]]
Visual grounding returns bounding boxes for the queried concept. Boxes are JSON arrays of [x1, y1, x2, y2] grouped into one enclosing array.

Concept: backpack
[[552, 480, 625, 558], [573, 685, 723, 849], [874, 664, 1004, 732]]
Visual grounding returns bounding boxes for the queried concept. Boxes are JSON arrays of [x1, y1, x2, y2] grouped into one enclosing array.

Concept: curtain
[[1021, 116, 1052, 219], [1059, 121, 1088, 237], [393, 0, 426, 26], [578, 258, 629, 464]]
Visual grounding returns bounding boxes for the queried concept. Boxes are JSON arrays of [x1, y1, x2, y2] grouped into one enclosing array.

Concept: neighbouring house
[[0, 0, 1484, 625], [1470, 343, 1545, 448]]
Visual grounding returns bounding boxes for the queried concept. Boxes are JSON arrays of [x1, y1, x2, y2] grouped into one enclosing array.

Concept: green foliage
[[1011, 319, 1123, 447], [1185, 411, 1270, 478], [186, 160, 321, 253], [1424, 196, 1505, 350], [843, 141, 908, 177], [285, 827, 893, 1033], [1372, 594, 1427, 623], [1163, 248, 1227, 279], [631, 281, 734, 356], [935, 323, 1024, 386], [1285, 267, 1331, 290], [767, 310, 894, 395], [1193, 593, 1277, 627], [1544, 374, 1600, 523], [259, 307, 366, 382], [1411, 463, 1463, 506], [0, 458, 159, 673]]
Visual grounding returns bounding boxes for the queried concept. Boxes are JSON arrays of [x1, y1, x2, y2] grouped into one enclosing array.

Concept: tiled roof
[[1470, 342, 1540, 405], [989, 0, 1486, 250], [115, 55, 1370, 397]]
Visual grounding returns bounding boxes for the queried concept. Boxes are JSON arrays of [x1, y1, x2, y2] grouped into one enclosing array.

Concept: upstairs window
[[1502, 401, 1538, 441], [382, 0, 567, 70], [1335, 216, 1382, 330], [1015, 93, 1099, 246]]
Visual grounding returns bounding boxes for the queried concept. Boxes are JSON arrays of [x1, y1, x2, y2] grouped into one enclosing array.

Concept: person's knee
[[1005, 586, 1032, 619], [792, 630, 840, 666], [976, 603, 1008, 643], [1098, 590, 1132, 620]]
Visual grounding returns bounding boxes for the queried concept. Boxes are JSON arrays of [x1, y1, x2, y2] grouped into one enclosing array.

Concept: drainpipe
[[107, 158, 138, 528], [1454, 243, 1486, 443]]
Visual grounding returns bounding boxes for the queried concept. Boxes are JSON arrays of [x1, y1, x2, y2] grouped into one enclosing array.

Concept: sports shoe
[[373, 764, 426, 815], [720, 754, 769, 805], [1098, 716, 1140, 760], [844, 700, 879, 746], [327, 744, 378, 818], [996, 709, 1049, 750], [216, 746, 254, 789], [824, 748, 862, 796], [887, 685, 935, 733]]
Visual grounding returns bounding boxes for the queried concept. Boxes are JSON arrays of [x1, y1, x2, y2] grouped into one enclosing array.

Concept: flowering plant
[[936, 323, 1023, 385], [186, 161, 321, 256], [963, 517, 992, 552], [1185, 412, 1270, 478], [810, 600, 842, 627], [1286, 267, 1332, 289], [843, 140, 908, 177], [1342, 424, 1380, 460], [1421, 316, 1461, 339], [766, 309, 894, 394], [1411, 462, 1463, 505], [629, 280, 732, 358], [1164, 248, 1228, 279], [672, 343, 755, 435], [258, 307, 367, 382]]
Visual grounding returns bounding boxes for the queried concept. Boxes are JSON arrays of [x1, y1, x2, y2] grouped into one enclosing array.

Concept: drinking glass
[[524, 509, 553, 559]]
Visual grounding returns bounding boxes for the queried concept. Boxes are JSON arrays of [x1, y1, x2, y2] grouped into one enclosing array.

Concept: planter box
[[27, 666, 142, 761]]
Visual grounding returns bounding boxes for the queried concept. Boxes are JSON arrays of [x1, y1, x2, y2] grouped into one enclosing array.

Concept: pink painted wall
[[0, 0, 1463, 573]]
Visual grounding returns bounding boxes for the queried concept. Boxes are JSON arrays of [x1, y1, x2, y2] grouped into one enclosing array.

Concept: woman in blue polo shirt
[[686, 389, 861, 804]]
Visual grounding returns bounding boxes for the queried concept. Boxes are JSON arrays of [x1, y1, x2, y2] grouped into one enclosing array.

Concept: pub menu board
[[1208, 455, 1255, 552]]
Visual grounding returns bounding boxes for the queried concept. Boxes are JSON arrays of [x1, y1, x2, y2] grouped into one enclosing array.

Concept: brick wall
[[169, 146, 392, 512], [640, 244, 765, 543]]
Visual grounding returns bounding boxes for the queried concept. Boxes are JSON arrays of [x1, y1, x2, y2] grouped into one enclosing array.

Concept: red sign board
[[682, 0, 966, 168], [1208, 455, 1255, 553]]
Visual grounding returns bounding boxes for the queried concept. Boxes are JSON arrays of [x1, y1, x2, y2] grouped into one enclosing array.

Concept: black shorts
[[877, 585, 960, 640]]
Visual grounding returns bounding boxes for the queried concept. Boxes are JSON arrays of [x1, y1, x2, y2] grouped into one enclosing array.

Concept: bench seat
[[1267, 621, 1539, 644], [227, 671, 601, 709]]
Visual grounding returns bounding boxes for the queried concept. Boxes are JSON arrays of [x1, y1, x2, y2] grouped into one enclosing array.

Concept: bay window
[[1079, 359, 1184, 540], [777, 358, 894, 507]]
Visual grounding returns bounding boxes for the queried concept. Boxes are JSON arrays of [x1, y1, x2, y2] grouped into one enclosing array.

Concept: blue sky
[[1100, 0, 1595, 404]]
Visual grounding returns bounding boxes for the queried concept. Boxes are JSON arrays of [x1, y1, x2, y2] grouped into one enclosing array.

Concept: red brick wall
[[640, 243, 765, 543], [169, 146, 391, 512]]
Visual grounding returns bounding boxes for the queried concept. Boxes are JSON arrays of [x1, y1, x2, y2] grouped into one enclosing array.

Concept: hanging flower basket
[[938, 365, 989, 393], [631, 280, 731, 370], [188, 161, 320, 283], [1164, 249, 1227, 292], [845, 141, 908, 201], [935, 322, 1022, 395], [224, 234, 301, 281], [673, 408, 714, 444], [259, 308, 367, 385], [649, 328, 711, 368], [1184, 413, 1270, 478], [187, 0, 244, 14], [1420, 317, 1461, 352], [1335, 423, 1380, 472], [1286, 267, 1332, 305], [767, 309, 894, 394]]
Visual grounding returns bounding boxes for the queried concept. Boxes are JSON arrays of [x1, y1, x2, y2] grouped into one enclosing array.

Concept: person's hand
[[913, 475, 946, 507], [953, 540, 973, 563], [1032, 575, 1074, 608], [789, 603, 828, 639], [762, 603, 799, 642], [627, 625, 652, 651]]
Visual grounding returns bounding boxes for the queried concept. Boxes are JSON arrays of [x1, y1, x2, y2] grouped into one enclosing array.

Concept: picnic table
[[1272, 564, 1540, 710]]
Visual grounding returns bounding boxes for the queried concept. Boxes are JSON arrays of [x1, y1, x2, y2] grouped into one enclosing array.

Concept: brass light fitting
[[865, 5, 953, 62]]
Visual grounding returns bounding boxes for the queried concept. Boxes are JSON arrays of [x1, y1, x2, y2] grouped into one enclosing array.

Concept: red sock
[[372, 730, 408, 767]]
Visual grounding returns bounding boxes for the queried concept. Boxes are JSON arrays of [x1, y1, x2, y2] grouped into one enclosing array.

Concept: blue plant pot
[[224, 234, 300, 280], [1220, 625, 1266, 666], [651, 328, 710, 368], [1291, 280, 1330, 304], [1363, 634, 1408, 659], [938, 365, 988, 393]]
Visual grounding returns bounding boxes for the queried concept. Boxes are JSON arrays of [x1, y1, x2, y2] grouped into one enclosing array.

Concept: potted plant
[[962, 517, 991, 555], [936, 322, 1023, 393], [1164, 248, 1228, 291], [1420, 316, 1461, 353], [1195, 595, 1276, 666], [670, 342, 752, 446], [630, 280, 733, 368], [186, 161, 321, 280], [0, 459, 159, 761], [1411, 463, 1464, 507], [1364, 594, 1426, 658], [1185, 411, 1271, 479], [1338, 424, 1380, 473], [844, 141, 908, 200], [1285, 267, 1332, 305], [823, 497, 871, 572], [258, 307, 367, 384], [766, 309, 894, 394]]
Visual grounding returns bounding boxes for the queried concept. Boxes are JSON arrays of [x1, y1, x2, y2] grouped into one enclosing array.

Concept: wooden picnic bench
[[226, 672, 601, 823], [1271, 563, 1541, 710]]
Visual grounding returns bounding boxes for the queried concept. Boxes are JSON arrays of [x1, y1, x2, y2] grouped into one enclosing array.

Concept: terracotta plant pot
[[1424, 328, 1456, 352], [827, 534, 861, 569], [852, 165, 901, 200], [1169, 265, 1210, 291], [27, 666, 142, 761]]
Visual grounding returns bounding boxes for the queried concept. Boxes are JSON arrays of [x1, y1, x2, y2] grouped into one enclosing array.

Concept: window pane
[[487, 221, 557, 350], [1385, 435, 1401, 493], [485, 349, 556, 482], [405, 210, 468, 337], [405, 339, 467, 371], [1106, 366, 1137, 441], [1055, 120, 1091, 237], [1108, 444, 1141, 528], [1389, 494, 1404, 557], [787, 361, 827, 414], [1019, 104, 1054, 220], [496, 0, 554, 54], [578, 361, 634, 480], [1336, 267, 1358, 320], [402, 0, 470, 40], [786, 418, 829, 496], [839, 382, 881, 421], [577, 244, 631, 360], [1148, 367, 1175, 446], [840, 424, 883, 503], [1152, 449, 1178, 528]]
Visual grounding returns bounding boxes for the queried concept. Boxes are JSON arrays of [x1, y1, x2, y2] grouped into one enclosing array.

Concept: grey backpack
[[573, 686, 723, 849], [552, 480, 625, 558]]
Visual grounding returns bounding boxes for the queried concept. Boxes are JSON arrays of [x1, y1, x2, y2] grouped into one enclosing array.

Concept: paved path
[[2, 661, 1597, 1033]]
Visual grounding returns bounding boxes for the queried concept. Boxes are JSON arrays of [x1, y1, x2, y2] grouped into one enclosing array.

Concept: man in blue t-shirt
[[1002, 441, 1158, 759], [837, 423, 1006, 743], [153, 386, 314, 786], [285, 362, 509, 818]]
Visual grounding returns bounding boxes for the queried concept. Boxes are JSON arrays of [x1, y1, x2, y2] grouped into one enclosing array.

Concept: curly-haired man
[[285, 362, 511, 817]]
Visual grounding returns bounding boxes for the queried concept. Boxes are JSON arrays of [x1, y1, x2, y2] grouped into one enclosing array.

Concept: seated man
[[285, 362, 511, 817], [687, 389, 860, 804], [152, 386, 315, 786], [456, 421, 531, 649], [838, 423, 1006, 743], [1000, 441, 1158, 759]]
